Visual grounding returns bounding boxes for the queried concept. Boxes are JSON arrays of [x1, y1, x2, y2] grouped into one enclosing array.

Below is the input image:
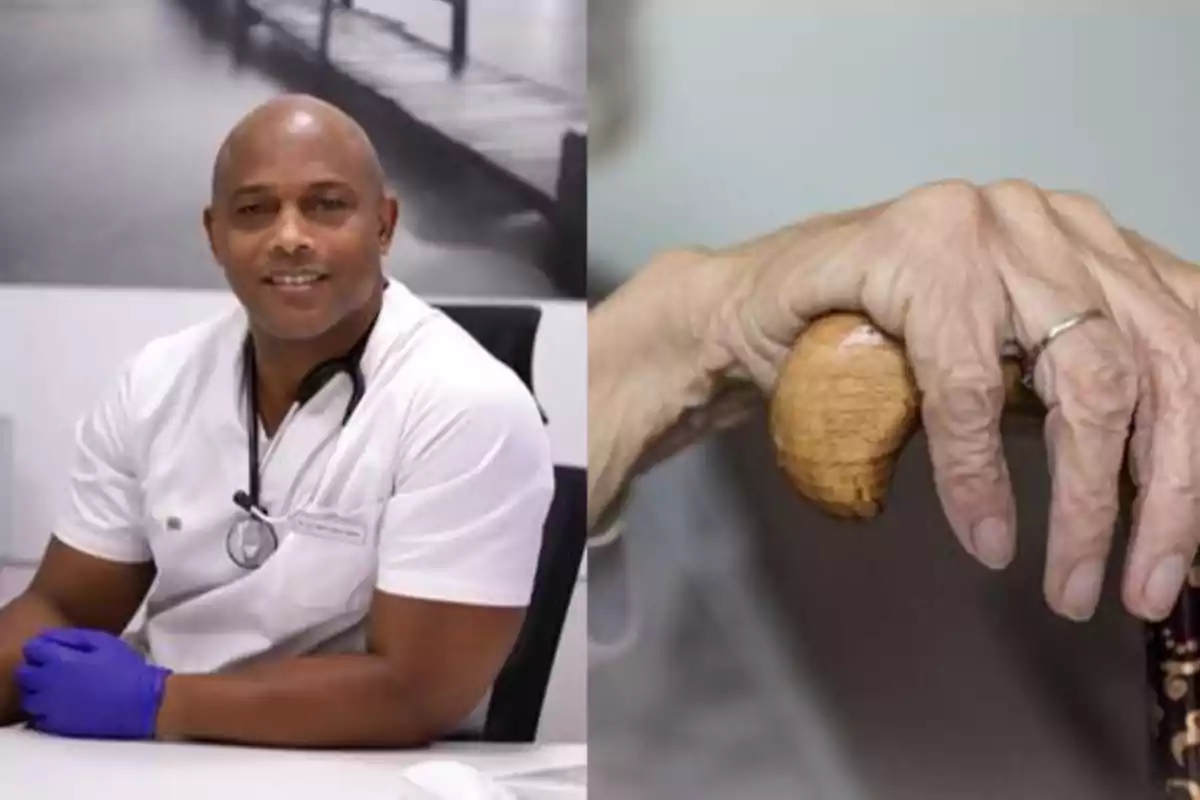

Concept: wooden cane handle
[[769, 312, 1041, 518]]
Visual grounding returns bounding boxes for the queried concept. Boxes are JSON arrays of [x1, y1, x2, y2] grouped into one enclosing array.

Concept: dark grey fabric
[[589, 412, 1150, 799]]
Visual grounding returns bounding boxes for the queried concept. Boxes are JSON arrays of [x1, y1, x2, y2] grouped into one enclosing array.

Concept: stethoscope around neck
[[226, 315, 378, 570]]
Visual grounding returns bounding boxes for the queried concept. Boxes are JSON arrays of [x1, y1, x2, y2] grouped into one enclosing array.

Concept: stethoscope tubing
[[228, 313, 376, 569]]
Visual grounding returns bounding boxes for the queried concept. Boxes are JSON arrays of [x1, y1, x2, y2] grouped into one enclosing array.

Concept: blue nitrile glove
[[16, 628, 171, 740]]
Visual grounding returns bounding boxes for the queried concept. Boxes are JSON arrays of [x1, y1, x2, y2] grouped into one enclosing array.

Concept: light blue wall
[[590, 5, 1200, 280]]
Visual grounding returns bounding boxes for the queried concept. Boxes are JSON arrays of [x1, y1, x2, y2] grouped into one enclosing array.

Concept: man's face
[[203, 112, 396, 342]]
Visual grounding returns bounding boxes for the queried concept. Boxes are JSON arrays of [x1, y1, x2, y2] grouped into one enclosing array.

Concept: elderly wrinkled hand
[[589, 178, 1200, 623]]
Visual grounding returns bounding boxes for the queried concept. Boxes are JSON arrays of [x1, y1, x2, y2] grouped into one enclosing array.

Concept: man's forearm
[[156, 654, 452, 748], [0, 592, 71, 725]]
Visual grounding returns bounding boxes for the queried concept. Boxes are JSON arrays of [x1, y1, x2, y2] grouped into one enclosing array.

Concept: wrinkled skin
[[589, 178, 1200, 624]]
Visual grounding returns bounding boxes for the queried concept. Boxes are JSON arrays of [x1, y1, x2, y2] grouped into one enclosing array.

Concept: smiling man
[[0, 94, 554, 746]]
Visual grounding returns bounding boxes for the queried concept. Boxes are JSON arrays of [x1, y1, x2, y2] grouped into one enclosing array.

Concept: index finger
[[21, 637, 74, 667]]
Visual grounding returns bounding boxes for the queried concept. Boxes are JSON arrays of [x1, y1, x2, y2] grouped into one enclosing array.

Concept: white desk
[[0, 726, 586, 799]]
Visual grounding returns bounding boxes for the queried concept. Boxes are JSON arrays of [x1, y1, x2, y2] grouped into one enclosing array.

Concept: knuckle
[[873, 182, 995, 322], [922, 372, 1005, 439], [1051, 500, 1112, 553], [1109, 368, 1140, 422], [1046, 189, 1115, 226], [1054, 337, 1138, 432], [982, 178, 1050, 212], [1092, 343, 1139, 420], [981, 181, 1072, 250], [1148, 323, 1200, 394], [983, 181, 1079, 251], [1048, 191, 1138, 259], [892, 179, 984, 231]]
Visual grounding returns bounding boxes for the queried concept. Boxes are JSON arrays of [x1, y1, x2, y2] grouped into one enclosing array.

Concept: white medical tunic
[[51, 280, 555, 705]]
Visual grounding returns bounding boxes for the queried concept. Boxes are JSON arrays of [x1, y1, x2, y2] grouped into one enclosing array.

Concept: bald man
[[0, 94, 554, 747]]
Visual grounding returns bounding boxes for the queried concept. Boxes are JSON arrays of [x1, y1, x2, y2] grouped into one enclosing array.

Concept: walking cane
[[769, 312, 1200, 799]]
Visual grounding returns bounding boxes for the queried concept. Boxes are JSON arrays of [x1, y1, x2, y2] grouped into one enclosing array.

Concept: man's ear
[[202, 206, 219, 262], [378, 194, 400, 253]]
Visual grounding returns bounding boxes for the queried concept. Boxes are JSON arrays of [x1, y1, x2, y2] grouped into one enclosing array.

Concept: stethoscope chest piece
[[226, 511, 279, 570]]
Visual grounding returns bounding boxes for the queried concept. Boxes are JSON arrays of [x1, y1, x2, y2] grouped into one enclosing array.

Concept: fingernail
[[1061, 559, 1105, 621], [972, 517, 1012, 569], [1144, 554, 1188, 619]]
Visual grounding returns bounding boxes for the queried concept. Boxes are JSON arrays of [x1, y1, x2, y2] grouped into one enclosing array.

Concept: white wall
[[0, 285, 586, 743]]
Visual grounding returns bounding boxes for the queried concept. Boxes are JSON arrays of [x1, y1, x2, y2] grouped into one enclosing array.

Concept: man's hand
[[0, 539, 156, 728], [589, 178, 1200, 624], [17, 628, 169, 740]]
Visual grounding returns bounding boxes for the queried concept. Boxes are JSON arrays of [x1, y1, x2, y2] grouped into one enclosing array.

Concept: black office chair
[[436, 304, 543, 420], [432, 303, 586, 743]]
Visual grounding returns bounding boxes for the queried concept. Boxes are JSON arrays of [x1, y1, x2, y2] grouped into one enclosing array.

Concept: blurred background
[[588, 1, 1196, 798], [0, 0, 587, 745], [0, 0, 585, 298]]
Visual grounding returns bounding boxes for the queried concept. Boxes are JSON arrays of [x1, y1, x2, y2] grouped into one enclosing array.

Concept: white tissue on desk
[[401, 760, 517, 800]]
